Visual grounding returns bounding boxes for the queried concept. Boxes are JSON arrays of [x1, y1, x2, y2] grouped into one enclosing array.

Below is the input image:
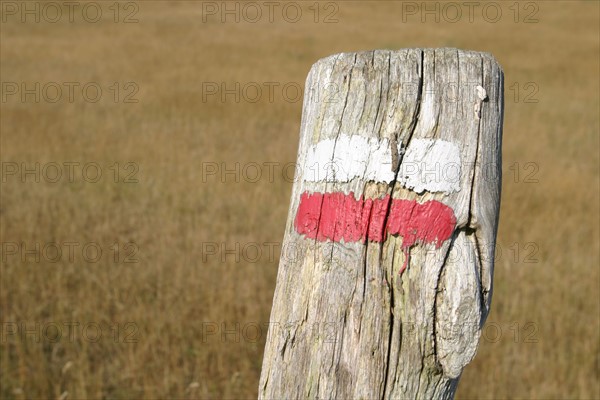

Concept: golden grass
[[1, 1, 598, 399]]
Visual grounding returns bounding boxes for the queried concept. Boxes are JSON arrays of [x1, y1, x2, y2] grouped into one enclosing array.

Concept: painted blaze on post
[[294, 135, 462, 273], [260, 49, 502, 399]]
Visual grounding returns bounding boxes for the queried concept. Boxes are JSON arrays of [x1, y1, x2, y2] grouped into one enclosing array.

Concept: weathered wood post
[[259, 48, 503, 399]]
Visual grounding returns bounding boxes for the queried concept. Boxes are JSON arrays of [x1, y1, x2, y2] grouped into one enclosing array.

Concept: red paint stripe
[[294, 191, 456, 249]]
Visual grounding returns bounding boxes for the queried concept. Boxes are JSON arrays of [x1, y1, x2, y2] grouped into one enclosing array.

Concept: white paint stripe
[[398, 139, 462, 194], [303, 135, 462, 194], [303, 135, 401, 183]]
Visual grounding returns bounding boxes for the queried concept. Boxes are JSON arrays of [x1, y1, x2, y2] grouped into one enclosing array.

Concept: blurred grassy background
[[1, 1, 598, 399]]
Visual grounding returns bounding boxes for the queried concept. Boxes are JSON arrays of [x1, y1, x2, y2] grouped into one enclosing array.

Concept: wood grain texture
[[259, 48, 504, 399]]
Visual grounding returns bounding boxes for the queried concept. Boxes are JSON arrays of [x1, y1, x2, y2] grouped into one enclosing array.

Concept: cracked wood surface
[[259, 48, 504, 399]]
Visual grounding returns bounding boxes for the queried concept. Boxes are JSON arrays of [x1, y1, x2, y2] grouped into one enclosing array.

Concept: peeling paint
[[294, 191, 456, 250], [304, 135, 462, 196], [303, 134, 402, 183], [398, 138, 462, 194]]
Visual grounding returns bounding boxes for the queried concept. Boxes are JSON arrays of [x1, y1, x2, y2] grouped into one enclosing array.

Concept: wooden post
[[259, 48, 503, 399]]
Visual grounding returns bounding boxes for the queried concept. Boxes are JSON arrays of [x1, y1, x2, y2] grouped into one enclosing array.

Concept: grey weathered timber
[[259, 48, 504, 399]]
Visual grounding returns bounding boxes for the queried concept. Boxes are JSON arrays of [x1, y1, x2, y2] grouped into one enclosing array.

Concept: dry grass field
[[1, 1, 598, 399]]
